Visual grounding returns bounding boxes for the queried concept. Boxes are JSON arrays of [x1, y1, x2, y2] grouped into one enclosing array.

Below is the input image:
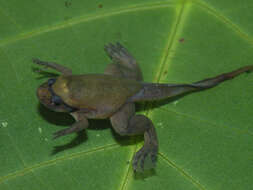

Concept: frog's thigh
[[110, 103, 135, 135], [104, 63, 125, 79], [105, 63, 142, 81], [110, 103, 149, 135]]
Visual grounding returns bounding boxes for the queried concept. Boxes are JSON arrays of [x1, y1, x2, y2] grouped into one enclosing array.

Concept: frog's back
[[52, 74, 142, 118]]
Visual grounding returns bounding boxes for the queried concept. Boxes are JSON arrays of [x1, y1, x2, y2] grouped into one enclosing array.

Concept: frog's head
[[37, 78, 77, 112]]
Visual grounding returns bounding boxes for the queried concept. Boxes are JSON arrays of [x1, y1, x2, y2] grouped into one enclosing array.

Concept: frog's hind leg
[[104, 42, 143, 81], [110, 103, 158, 172], [33, 58, 72, 75]]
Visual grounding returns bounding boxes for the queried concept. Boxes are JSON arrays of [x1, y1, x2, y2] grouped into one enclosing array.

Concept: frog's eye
[[48, 78, 56, 86], [51, 95, 62, 106]]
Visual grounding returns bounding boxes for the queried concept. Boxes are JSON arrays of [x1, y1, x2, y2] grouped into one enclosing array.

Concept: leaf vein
[[0, 6, 22, 31], [119, 145, 137, 190], [194, 0, 253, 45], [159, 152, 207, 190], [153, 0, 188, 83], [158, 107, 253, 136], [0, 143, 119, 184], [0, 1, 176, 47]]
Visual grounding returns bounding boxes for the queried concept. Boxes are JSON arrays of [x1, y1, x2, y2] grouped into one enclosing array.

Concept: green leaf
[[0, 0, 253, 189]]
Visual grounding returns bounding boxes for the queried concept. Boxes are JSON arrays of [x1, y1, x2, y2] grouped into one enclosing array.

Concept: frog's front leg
[[33, 58, 72, 75], [53, 112, 89, 139], [110, 103, 158, 171]]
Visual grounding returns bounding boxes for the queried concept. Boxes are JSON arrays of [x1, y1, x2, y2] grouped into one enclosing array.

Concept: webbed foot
[[32, 58, 72, 75], [133, 143, 158, 172], [104, 42, 136, 66], [32, 58, 50, 73]]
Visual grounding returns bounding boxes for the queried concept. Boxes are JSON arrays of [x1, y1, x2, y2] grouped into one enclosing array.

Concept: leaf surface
[[0, 0, 253, 189]]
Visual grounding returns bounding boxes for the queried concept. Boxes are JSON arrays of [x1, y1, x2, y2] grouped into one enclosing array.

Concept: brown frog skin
[[34, 43, 253, 172]]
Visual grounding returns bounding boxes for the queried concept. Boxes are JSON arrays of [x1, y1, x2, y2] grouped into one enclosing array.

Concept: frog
[[34, 42, 253, 172]]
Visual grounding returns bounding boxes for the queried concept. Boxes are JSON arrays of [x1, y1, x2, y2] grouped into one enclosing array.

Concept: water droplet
[[173, 100, 179, 105], [38, 127, 42, 133], [1, 121, 8, 128]]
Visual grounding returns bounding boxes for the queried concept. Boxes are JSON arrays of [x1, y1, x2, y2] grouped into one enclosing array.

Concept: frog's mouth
[[37, 82, 54, 108], [37, 79, 77, 112]]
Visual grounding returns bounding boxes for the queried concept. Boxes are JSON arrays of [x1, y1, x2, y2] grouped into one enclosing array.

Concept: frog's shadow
[[38, 104, 142, 155]]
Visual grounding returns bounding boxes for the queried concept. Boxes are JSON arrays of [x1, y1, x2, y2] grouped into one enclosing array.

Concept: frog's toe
[[105, 43, 121, 59], [53, 128, 71, 139], [105, 42, 134, 63], [32, 58, 42, 65], [115, 42, 130, 56], [32, 58, 48, 67], [133, 144, 158, 172]]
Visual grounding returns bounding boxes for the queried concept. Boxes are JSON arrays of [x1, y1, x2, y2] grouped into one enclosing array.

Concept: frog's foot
[[32, 58, 50, 73], [33, 58, 72, 75], [53, 127, 78, 139], [53, 125, 84, 140], [104, 43, 143, 81], [133, 143, 158, 172], [104, 42, 136, 66], [33, 58, 48, 66], [53, 118, 88, 139]]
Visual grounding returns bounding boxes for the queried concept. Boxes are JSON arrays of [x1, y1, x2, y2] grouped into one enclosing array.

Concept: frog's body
[[34, 43, 253, 172], [53, 74, 142, 119]]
